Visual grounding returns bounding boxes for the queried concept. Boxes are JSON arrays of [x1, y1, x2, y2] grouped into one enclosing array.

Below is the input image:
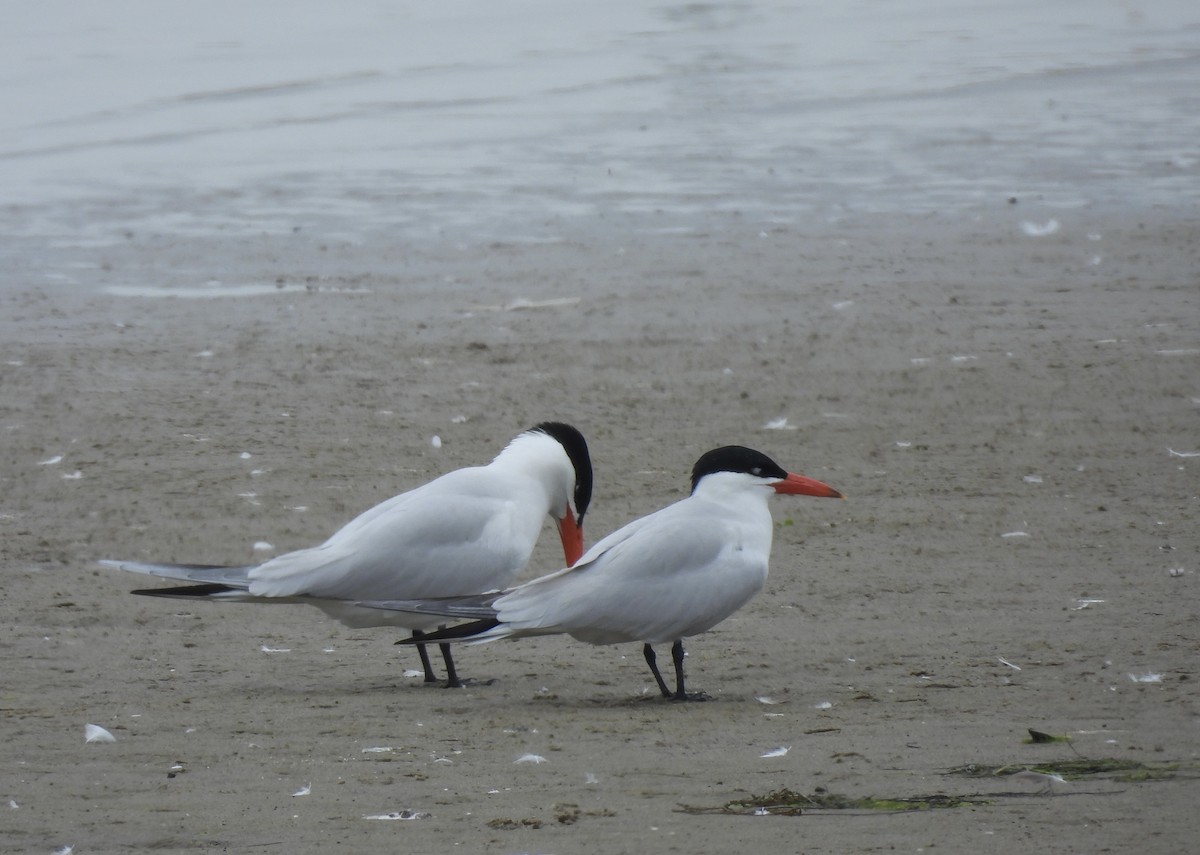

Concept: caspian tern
[[101, 422, 593, 688], [357, 445, 841, 700]]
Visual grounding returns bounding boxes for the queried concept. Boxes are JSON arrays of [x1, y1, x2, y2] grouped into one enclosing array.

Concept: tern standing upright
[[103, 422, 593, 687]]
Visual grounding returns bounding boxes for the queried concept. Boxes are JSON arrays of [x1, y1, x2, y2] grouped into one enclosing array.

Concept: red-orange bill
[[556, 507, 584, 565], [773, 472, 843, 498]]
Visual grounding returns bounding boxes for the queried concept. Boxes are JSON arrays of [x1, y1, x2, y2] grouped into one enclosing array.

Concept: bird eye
[[750, 466, 762, 476]]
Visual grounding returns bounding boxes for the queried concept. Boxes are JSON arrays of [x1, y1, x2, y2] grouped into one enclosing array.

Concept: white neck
[[491, 431, 574, 519]]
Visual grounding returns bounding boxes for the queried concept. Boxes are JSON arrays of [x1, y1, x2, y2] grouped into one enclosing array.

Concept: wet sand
[[3, 207, 1198, 853]]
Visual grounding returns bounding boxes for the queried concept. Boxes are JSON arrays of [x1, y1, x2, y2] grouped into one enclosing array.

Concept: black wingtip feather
[[396, 618, 501, 645], [131, 583, 239, 598]]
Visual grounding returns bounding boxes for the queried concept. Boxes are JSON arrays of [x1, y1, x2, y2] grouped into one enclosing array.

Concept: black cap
[[531, 422, 593, 523], [690, 446, 787, 493]]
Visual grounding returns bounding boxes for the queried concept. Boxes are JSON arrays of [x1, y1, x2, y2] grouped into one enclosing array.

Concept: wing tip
[[396, 618, 502, 644], [131, 583, 240, 598]]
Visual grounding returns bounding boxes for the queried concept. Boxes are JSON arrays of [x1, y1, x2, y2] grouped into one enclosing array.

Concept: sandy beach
[[4, 1, 1200, 851], [2, 203, 1198, 852]]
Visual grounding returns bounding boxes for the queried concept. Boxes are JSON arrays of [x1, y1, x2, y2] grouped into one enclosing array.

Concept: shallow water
[[2, 0, 1197, 249]]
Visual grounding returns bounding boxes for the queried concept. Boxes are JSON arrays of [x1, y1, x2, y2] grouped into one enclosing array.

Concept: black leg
[[440, 642, 463, 689], [411, 630, 438, 683], [671, 640, 687, 699], [670, 639, 708, 702], [644, 643, 672, 698]]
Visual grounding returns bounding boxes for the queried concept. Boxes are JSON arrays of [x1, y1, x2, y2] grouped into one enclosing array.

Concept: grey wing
[[497, 518, 758, 644], [249, 486, 530, 599]]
